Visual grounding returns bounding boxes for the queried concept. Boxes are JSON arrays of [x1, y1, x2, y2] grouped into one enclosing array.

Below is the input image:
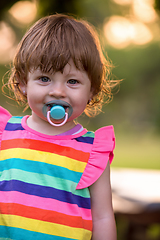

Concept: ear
[[19, 82, 27, 95], [88, 88, 94, 102], [15, 72, 27, 95]]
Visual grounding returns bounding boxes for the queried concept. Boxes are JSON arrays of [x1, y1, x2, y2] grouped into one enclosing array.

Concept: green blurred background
[[0, 0, 159, 170], [0, 1, 160, 239]]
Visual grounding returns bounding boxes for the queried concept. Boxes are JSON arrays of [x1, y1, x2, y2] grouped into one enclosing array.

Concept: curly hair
[[4, 14, 118, 116]]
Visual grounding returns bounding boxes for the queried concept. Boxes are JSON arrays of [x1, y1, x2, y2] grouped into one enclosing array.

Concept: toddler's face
[[21, 59, 93, 127]]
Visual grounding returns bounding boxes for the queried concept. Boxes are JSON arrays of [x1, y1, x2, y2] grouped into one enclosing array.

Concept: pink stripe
[[0, 107, 12, 150], [2, 130, 92, 153], [0, 191, 92, 220]]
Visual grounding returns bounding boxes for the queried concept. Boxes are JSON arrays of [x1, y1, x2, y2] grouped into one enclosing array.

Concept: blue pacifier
[[50, 105, 66, 120], [42, 100, 73, 127]]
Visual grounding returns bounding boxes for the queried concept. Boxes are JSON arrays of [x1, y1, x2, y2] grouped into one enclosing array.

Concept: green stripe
[[82, 131, 95, 138], [2, 169, 90, 198], [8, 116, 23, 124]]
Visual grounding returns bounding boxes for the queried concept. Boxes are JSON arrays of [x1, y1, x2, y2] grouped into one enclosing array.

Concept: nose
[[49, 82, 66, 99]]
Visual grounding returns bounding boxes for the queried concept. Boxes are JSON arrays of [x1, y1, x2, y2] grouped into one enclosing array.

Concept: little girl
[[0, 14, 117, 240]]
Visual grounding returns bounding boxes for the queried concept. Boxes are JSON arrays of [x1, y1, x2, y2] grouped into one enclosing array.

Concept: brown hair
[[4, 14, 117, 116]]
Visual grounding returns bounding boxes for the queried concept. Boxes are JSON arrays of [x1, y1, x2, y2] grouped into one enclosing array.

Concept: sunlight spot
[[131, 21, 153, 45], [104, 16, 131, 49], [132, 0, 158, 23], [9, 1, 37, 25], [0, 22, 16, 63], [104, 16, 153, 48]]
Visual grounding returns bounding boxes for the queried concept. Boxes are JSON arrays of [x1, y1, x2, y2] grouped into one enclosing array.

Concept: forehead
[[61, 59, 87, 76], [23, 16, 98, 75], [28, 59, 90, 80]]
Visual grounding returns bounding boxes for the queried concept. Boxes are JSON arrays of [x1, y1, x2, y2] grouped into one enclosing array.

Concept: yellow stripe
[[0, 148, 87, 172], [0, 214, 91, 239]]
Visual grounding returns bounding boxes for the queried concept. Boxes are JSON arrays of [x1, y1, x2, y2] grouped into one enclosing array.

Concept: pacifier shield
[[42, 100, 73, 119], [42, 100, 73, 127]]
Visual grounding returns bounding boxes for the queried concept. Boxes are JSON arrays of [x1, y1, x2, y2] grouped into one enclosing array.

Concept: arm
[[0, 106, 12, 149], [89, 161, 117, 240]]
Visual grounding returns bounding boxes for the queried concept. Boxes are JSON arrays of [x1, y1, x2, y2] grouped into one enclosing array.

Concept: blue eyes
[[68, 79, 78, 84], [40, 76, 50, 82], [39, 77, 78, 85]]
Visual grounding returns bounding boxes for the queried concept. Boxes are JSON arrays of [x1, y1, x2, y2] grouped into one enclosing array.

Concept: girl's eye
[[68, 79, 78, 84], [39, 76, 50, 82]]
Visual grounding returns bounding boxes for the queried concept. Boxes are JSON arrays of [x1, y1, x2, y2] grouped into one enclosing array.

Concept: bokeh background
[[0, 0, 160, 239]]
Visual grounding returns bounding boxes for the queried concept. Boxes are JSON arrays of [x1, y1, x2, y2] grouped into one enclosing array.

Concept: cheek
[[26, 93, 41, 111], [27, 87, 42, 102], [71, 98, 88, 114]]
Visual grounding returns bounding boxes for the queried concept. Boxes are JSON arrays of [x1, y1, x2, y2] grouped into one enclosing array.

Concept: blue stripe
[[4, 122, 25, 131], [0, 159, 82, 183], [0, 226, 75, 240], [75, 136, 94, 144], [0, 180, 91, 209]]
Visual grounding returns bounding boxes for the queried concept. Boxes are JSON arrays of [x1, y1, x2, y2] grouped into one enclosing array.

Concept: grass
[[111, 132, 160, 170]]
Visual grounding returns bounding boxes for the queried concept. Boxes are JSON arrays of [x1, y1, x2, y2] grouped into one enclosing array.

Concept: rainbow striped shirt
[[0, 107, 115, 240]]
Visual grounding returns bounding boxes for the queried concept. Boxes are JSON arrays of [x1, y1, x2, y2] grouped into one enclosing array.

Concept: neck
[[27, 114, 76, 136]]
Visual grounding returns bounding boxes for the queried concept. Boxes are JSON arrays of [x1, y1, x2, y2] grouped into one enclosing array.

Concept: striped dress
[[0, 106, 115, 240]]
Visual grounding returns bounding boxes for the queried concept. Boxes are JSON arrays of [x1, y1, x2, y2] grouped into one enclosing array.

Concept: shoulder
[[0, 106, 12, 131], [94, 126, 115, 150], [95, 125, 115, 140], [76, 126, 115, 189], [0, 106, 12, 148], [74, 125, 115, 145]]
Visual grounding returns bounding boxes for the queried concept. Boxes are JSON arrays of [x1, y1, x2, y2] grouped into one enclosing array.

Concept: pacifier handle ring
[[47, 111, 68, 127]]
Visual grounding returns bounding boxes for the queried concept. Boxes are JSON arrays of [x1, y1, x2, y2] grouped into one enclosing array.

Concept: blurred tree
[[37, 0, 79, 17], [37, 0, 112, 27], [0, 0, 19, 20], [155, 0, 160, 10]]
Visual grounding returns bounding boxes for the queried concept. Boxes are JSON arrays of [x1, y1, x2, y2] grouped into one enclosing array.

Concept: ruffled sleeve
[[0, 106, 12, 149], [76, 125, 115, 190]]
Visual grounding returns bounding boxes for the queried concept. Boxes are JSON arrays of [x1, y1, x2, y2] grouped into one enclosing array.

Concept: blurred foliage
[[155, 0, 160, 10], [0, 0, 18, 20], [37, 0, 113, 29], [79, 42, 160, 135], [107, 43, 160, 133]]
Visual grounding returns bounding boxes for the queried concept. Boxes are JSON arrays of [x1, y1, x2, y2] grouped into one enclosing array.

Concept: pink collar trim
[[21, 115, 87, 140]]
